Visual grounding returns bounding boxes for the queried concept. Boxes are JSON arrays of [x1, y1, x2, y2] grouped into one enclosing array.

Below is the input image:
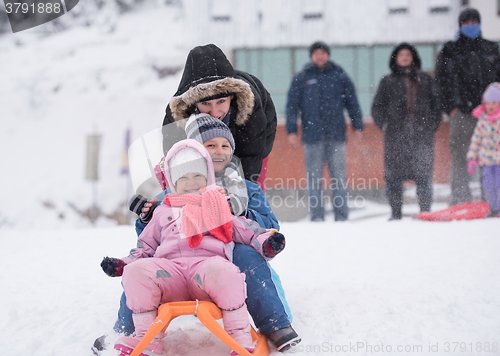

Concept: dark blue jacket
[[134, 180, 279, 236], [286, 61, 363, 143]]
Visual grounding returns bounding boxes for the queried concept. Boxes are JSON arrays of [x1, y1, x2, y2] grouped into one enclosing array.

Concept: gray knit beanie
[[185, 113, 235, 153]]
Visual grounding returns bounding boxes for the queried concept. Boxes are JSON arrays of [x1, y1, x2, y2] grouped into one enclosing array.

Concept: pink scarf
[[163, 188, 233, 248], [472, 105, 500, 123]]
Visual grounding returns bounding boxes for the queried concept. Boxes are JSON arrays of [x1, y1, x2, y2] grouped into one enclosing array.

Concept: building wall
[[179, 0, 500, 187], [233, 43, 442, 118], [265, 121, 451, 189], [183, 0, 464, 49], [469, 0, 500, 40]]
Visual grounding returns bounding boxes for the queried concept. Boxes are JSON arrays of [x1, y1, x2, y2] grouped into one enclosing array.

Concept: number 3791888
[[444, 342, 498, 353], [5, 2, 62, 14]]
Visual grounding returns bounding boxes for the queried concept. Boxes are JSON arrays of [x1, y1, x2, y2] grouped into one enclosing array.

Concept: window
[[210, 0, 231, 22], [389, 8, 408, 14], [302, 0, 324, 21], [429, 6, 449, 13], [428, 0, 451, 14], [388, 0, 409, 14], [303, 13, 323, 20]]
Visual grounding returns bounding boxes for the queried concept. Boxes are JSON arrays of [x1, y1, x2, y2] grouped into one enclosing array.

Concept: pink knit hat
[[483, 82, 500, 103]]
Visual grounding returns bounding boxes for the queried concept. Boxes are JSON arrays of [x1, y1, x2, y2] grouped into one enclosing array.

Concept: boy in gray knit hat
[[185, 113, 248, 216]]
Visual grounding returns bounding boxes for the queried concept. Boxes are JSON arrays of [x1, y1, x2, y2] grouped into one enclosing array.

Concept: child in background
[[102, 139, 285, 356], [467, 82, 500, 217]]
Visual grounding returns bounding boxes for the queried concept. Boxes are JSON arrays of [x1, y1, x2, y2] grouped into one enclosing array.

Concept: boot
[[222, 305, 255, 356], [114, 311, 164, 356], [265, 325, 301, 352]]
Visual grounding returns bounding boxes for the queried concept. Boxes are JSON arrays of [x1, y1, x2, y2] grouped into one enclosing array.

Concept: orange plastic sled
[[130, 301, 270, 356]]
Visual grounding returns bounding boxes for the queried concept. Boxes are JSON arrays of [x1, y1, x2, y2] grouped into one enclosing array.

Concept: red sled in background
[[416, 201, 490, 221]]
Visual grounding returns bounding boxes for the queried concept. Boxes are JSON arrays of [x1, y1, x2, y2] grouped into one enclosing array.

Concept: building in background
[[179, 0, 500, 210], [181, 0, 500, 116]]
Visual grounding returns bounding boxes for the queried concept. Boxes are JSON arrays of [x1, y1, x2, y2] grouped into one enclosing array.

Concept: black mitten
[[101, 257, 125, 277], [263, 231, 286, 258], [128, 194, 157, 223]]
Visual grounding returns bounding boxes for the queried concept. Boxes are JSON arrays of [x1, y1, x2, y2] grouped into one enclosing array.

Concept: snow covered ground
[[1, 215, 499, 356], [1, 3, 499, 356]]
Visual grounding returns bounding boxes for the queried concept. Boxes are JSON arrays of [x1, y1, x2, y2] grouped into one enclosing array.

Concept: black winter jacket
[[372, 43, 442, 180], [162, 44, 277, 182], [435, 34, 500, 115]]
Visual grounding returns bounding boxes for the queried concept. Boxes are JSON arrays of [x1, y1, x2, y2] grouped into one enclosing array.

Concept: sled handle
[[130, 301, 269, 356]]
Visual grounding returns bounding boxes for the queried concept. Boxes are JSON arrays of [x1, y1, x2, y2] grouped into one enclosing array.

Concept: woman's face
[[196, 96, 232, 120], [396, 49, 413, 67]]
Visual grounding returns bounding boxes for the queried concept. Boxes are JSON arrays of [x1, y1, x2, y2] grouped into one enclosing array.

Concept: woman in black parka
[[162, 44, 277, 184], [372, 43, 442, 220]]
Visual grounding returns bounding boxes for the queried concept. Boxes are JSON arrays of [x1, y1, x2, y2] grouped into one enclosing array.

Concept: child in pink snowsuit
[[101, 139, 285, 356], [467, 82, 500, 217]]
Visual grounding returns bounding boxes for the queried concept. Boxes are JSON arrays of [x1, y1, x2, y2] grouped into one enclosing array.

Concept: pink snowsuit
[[121, 139, 276, 314]]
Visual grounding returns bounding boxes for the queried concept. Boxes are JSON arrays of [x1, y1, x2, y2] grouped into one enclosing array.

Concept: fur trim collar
[[169, 77, 255, 126]]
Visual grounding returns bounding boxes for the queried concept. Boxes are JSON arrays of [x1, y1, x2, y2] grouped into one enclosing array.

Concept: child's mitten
[[467, 159, 478, 175], [128, 194, 158, 223], [263, 231, 286, 258], [101, 257, 125, 277]]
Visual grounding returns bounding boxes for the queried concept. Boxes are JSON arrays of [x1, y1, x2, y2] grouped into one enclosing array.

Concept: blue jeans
[[304, 140, 348, 221], [114, 244, 292, 335]]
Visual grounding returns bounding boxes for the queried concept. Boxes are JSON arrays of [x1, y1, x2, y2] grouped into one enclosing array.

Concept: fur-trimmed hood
[[170, 77, 254, 126], [169, 44, 254, 126]]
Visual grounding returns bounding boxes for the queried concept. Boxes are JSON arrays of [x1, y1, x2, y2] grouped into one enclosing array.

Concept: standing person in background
[[286, 41, 364, 222], [372, 43, 442, 220], [435, 6, 500, 205], [467, 83, 500, 217], [162, 44, 277, 189]]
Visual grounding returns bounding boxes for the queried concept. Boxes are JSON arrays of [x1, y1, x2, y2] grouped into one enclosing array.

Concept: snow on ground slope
[[1, 4, 499, 356], [0, 4, 187, 229], [1, 217, 499, 356]]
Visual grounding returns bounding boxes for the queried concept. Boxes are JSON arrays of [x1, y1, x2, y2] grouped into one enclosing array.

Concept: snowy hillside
[[1, 4, 499, 356], [1, 219, 499, 356], [0, 3, 188, 229]]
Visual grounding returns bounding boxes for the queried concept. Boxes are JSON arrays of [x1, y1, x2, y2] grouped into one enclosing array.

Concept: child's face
[[196, 96, 232, 120], [485, 101, 500, 115], [175, 172, 207, 195], [203, 137, 232, 172]]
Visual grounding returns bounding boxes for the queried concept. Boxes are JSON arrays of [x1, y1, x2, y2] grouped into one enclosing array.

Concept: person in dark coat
[[435, 7, 500, 205], [162, 44, 277, 186], [372, 43, 442, 220]]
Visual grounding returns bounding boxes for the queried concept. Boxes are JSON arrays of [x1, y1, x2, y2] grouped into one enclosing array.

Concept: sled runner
[[130, 301, 270, 356], [415, 201, 489, 221]]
